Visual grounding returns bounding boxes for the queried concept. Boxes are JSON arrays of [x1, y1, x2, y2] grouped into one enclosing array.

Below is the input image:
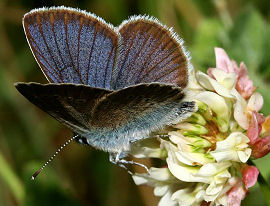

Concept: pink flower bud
[[262, 115, 270, 135], [227, 179, 247, 206], [214, 48, 238, 73], [209, 48, 256, 99], [241, 165, 259, 189], [236, 63, 256, 99], [247, 112, 264, 145], [252, 136, 270, 158]]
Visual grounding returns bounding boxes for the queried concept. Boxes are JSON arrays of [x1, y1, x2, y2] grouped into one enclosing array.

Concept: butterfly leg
[[109, 152, 150, 174], [116, 158, 150, 174], [109, 153, 133, 174]]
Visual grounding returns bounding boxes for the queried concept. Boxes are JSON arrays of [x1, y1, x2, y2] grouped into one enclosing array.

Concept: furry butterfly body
[[15, 6, 195, 170]]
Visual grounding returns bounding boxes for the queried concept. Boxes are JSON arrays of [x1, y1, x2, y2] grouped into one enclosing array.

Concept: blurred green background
[[0, 0, 270, 205]]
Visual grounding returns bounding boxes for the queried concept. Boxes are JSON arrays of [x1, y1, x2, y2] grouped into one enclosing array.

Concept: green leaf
[[0, 150, 25, 204], [229, 9, 266, 69], [259, 24, 270, 78], [190, 18, 224, 72]]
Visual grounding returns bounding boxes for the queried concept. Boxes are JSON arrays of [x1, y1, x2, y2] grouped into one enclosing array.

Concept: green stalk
[[257, 172, 270, 205], [249, 160, 270, 205], [0, 150, 25, 204]]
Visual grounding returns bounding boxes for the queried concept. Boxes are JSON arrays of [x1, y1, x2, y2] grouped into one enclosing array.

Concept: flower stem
[[0, 150, 25, 204], [248, 160, 270, 205]]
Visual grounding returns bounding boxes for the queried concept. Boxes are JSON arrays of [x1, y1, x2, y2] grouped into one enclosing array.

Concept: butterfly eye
[[81, 137, 89, 145]]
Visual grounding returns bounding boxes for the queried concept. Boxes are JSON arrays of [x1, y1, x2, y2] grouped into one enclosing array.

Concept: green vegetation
[[0, 0, 270, 205]]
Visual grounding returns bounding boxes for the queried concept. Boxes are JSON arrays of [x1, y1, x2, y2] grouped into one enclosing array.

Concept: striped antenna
[[31, 134, 79, 180]]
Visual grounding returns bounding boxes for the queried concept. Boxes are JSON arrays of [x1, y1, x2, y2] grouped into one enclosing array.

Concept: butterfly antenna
[[31, 134, 79, 180]]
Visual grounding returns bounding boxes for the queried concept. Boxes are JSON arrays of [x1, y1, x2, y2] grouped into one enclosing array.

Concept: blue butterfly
[[15, 6, 195, 178]]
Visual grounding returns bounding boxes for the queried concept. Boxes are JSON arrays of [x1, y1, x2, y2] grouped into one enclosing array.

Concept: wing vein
[[95, 27, 106, 87], [154, 65, 179, 81], [136, 44, 177, 83], [135, 29, 168, 82], [28, 36, 60, 81], [148, 54, 183, 82], [86, 21, 98, 85], [37, 16, 62, 80], [121, 25, 154, 82], [103, 35, 114, 88], [115, 27, 139, 84], [51, 14, 66, 80], [64, 14, 83, 83], [76, 17, 84, 83]]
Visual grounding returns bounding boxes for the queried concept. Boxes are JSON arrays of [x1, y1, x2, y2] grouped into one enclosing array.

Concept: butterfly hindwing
[[15, 82, 112, 135], [112, 16, 190, 90], [91, 83, 195, 141], [23, 7, 119, 89]]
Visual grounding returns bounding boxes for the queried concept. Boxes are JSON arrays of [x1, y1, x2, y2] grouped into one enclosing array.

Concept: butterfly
[[15, 6, 195, 177]]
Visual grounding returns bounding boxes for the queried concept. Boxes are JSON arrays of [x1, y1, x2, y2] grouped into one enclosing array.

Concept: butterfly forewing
[[15, 82, 195, 152], [23, 7, 119, 89], [15, 82, 112, 135], [112, 16, 190, 90]]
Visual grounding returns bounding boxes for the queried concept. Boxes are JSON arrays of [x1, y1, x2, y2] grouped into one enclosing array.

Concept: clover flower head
[[131, 48, 270, 206]]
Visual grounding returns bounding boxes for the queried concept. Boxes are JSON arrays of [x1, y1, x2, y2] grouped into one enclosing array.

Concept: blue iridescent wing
[[23, 7, 119, 89], [112, 16, 191, 90]]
